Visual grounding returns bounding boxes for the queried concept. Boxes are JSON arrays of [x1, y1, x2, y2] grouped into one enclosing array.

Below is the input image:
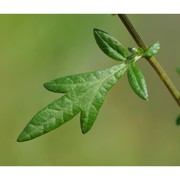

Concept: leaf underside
[[17, 63, 128, 142]]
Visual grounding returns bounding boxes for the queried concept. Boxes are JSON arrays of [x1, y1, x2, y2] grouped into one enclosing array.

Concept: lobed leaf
[[127, 63, 148, 100], [17, 63, 128, 142], [94, 28, 128, 61], [143, 42, 160, 57]]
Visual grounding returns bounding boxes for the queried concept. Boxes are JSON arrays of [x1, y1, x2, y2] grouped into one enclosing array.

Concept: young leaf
[[127, 63, 148, 100], [17, 63, 128, 142], [128, 47, 144, 56], [93, 28, 128, 61], [143, 42, 160, 57]]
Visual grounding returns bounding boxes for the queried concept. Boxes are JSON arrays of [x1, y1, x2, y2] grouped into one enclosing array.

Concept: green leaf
[[17, 63, 128, 142], [176, 114, 180, 125], [127, 63, 148, 100], [143, 42, 160, 57], [93, 28, 128, 61]]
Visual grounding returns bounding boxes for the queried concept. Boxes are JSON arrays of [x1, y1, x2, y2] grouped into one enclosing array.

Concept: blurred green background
[[0, 15, 180, 165]]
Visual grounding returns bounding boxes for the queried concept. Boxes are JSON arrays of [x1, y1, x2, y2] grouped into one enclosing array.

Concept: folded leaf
[[127, 63, 148, 100], [94, 28, 128, 61], [17, 63, 128, 142]]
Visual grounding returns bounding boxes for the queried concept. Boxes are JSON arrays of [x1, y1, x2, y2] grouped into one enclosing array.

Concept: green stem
[[118, 14, 180, 107]]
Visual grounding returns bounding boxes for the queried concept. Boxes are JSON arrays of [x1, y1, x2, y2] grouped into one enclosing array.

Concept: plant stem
[[118, 14, 180, 107]]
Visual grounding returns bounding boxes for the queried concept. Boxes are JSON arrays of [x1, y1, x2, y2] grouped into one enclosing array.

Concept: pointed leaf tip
[[43, 82, 51, 91], [17, 131, 32, 142], [94, 28, 128, 61]]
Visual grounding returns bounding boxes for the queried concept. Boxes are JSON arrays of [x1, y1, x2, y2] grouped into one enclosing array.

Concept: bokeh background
[[0, 15, 180, 165]]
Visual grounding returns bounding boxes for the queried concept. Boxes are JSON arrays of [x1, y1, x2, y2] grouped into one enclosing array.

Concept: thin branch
[[118, 14, 180, 107]]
